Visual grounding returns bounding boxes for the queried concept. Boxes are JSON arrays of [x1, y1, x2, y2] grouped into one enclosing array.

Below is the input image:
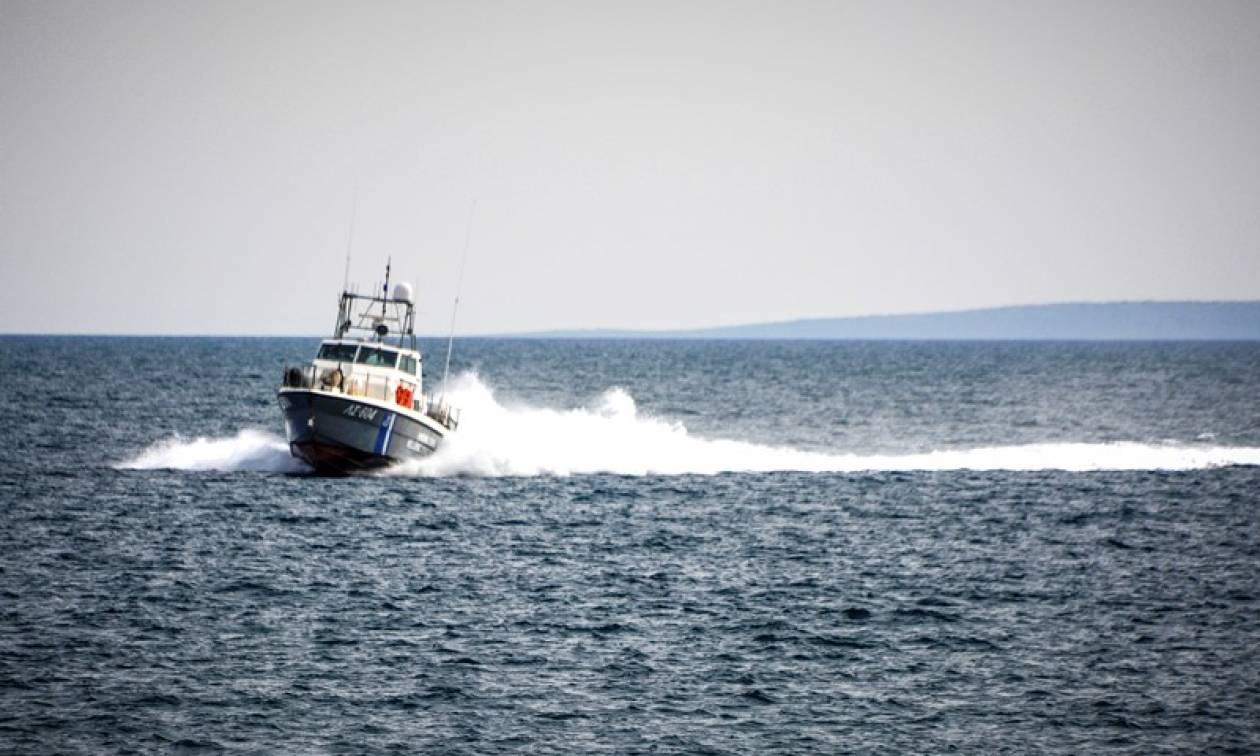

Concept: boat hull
[[278, 389, 445, 474]]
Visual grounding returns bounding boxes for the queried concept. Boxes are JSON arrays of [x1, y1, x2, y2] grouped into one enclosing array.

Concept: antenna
[[442, 199, 477, 399], [381, 257, 391, 319], [342, 189, 358, 294]]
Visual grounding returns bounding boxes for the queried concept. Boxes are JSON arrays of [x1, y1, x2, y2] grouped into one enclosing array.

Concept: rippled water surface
[[2, 337, 1259, 753]]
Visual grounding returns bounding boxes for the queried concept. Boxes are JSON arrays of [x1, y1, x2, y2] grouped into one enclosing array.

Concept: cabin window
[[355, 346, 399, 368], [399, 355, 417, 375], [317, 343, 358, 362]]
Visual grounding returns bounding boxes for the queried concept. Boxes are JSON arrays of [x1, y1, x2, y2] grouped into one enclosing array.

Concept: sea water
[[2, 337, 1258, 753]]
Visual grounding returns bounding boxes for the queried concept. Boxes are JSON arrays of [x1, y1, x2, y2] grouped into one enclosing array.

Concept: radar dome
[[393, 282, 414, 304]]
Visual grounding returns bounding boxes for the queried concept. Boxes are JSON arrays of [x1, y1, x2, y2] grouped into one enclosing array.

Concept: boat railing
[[280, 363, 460, 431], [423, 398, 461, 431]]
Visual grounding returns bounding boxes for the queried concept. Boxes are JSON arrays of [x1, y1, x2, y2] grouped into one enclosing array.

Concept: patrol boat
[[278, 266, 459, 474]]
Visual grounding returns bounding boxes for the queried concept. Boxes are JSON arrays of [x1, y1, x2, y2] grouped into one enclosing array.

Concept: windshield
[[355, 346, 399, 368], [317, 343, 358, 362]]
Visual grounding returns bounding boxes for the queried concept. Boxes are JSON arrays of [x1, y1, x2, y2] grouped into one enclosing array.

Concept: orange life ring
[[395, 384, 412, 408]]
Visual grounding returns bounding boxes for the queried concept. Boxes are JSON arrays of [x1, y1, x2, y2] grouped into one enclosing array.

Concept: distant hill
[[519, 301, 1260, 340]]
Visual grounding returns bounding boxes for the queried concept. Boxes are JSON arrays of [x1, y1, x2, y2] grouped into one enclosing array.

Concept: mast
[[333, 260, 415, 349], [381, 257, 391, 324]]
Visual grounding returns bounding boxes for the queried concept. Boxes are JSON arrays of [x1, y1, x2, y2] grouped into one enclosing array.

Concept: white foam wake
[[117, 429, 308, 473], [116, 375, 1260, 476], [387, 374, 1260, 476]]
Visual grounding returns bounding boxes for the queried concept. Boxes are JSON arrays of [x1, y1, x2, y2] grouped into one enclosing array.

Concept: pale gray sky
[[2, 0, 1258, 335]]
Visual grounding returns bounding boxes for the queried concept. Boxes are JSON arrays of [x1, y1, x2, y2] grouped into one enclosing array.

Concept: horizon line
[[2, 298, 1258, 338]]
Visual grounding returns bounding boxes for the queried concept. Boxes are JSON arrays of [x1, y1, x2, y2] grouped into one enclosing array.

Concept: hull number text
[[342, 404, 380, 422]]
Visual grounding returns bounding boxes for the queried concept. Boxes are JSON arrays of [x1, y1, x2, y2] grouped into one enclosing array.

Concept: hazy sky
[[2, 0, 1258, 335]]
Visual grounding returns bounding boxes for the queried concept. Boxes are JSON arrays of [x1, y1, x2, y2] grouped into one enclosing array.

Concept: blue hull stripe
[[373, 413, 396, 456]]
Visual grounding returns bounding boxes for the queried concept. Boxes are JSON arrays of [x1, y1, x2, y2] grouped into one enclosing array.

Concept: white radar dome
[[393, 281, 414, 304]]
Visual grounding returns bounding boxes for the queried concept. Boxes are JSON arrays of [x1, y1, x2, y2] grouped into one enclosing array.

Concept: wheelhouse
[[315, 340, 420, 376]]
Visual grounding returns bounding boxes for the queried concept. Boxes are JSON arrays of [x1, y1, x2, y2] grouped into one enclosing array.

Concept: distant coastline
[[510, 301, 1260, 341], [4, 301, 1260, 340]]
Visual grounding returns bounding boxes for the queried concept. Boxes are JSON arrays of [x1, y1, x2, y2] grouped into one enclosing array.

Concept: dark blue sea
[[3, 337, 1260, 754]]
